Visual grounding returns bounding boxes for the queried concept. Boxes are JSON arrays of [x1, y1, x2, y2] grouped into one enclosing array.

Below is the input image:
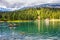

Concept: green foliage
[[0, 8, 60, 20], [0, 8, 38, 20]]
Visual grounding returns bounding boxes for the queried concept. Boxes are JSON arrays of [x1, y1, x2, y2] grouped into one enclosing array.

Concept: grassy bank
[[0, 20, 32, 22], [0, 19, 60, 22], [50, 19, 60, 21]]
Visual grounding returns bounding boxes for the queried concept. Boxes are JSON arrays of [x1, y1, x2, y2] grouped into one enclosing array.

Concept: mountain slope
[[0, 3, 60, 11]]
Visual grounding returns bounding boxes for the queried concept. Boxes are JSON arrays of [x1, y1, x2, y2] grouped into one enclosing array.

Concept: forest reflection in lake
[[0, 20, 60, 40]]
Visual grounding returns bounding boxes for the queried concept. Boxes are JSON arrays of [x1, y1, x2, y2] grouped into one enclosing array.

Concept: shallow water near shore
[[0, 20, 60, 40]]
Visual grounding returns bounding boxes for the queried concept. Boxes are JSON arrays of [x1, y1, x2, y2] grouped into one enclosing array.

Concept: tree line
[[0, 8, 60, 21]]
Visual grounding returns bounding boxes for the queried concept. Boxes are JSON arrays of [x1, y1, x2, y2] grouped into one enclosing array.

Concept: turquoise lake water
[[0, 20, 60, 40]]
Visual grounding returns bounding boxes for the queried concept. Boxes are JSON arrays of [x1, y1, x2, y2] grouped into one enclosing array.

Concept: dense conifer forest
[[0, 8, 60, 21]]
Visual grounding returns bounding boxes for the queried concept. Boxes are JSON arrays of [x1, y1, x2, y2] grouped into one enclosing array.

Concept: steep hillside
[[0, 8, 60, 21]]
